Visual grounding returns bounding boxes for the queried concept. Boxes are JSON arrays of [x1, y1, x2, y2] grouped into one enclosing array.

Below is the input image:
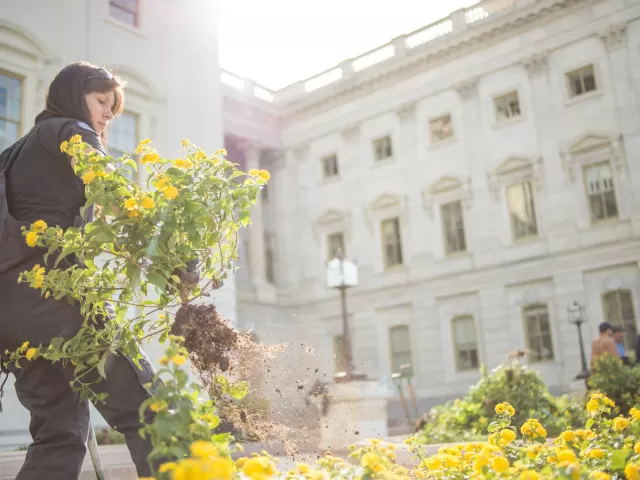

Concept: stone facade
[[0, 0, 231, 450], [225, 0, 640, 427]]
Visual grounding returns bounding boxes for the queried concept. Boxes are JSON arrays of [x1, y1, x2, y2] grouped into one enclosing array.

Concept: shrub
[[417, 363, 586, 443], [589, 355, 640, 415]]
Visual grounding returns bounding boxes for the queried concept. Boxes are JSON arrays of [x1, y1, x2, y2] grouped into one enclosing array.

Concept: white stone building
[[0, 0, 233, 449], [225, 0, 640, 427]]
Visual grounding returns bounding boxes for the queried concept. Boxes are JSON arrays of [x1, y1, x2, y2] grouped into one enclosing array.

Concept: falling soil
[[170, 303, 297, 452]]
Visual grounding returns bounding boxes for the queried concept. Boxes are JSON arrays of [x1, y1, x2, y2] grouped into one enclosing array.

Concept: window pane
[[109, 5, 137, 25], [507, 181, 538, 239], [0, 119, 19, 150], [0, 75, 22, 122], [523, 305, 554, 362], [442, 201, 466, 253], [583, 71, 597, 92]]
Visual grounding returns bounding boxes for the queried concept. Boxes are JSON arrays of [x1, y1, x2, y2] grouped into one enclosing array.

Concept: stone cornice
[[274, 0, 591, 120]]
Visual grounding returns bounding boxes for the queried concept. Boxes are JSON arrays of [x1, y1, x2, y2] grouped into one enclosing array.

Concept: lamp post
[[567, 301, 590, 390], [326, 249, 366, 383]]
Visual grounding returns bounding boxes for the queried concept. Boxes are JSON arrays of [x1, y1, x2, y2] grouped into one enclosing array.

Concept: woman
[[0, 62, 158, 479]]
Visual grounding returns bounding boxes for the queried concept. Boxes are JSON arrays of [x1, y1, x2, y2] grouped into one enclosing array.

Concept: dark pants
[[8, 350, 158, 480]]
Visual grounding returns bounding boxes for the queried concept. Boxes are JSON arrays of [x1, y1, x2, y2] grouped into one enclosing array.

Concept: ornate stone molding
[[455, 79, 478, 101], [486, 155, 543, 201], [342, 124, 361, 143], [560, 132, 624, 181], [364, 193, 408, 228], [395, 101, 417, 123], [312, 208, 351, 240], [422, 176, 472, 218], [600, 22, 627, 51], [523, 52, 548, 77]]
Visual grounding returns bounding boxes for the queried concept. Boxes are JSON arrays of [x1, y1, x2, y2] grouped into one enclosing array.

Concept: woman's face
[[84, 90, 115, 134]]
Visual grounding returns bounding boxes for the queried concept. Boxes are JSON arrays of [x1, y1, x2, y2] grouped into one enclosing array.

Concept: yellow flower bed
[[142, 396, 640, 479]]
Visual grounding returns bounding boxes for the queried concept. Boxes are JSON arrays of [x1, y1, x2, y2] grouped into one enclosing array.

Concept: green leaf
[[611, 449, 630, 470], [586, 418, 594, 430], [487, 421, 500, 433], [96, 355, 108, 379], [125, 159, 138, 171], [229, 381, 250, 400], [146, 273, 167, 290]]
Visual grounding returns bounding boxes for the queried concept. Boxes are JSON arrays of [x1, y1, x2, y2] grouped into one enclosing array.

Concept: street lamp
[[567, 301, 590, 389], [326, 249, 366, 383]]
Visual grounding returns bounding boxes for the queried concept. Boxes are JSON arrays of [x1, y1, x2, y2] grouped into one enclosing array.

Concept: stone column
[[240, 141, 268, 290]]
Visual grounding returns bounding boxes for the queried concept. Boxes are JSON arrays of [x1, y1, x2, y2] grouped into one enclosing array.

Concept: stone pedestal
[[309, 380, 392, 452]]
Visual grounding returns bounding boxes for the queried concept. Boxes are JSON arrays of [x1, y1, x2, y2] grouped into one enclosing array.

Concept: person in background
[[591, 322, 620, 369], [612, 325, 630, 365]]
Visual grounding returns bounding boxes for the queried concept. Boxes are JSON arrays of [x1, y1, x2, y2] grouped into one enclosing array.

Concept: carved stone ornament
[[561, 132, 623, 182], [422, 176, 472, 218], [600, 22, 627, 51], [396, 101, 417, 122], [455, 79, 478, 101], [523, 53, 548, 77], [364, 193, 407, 229], [312, 208, 350, 241], [486, 156, 543, 201], [292, 145, 309, 161], [342, 124, 361, 143]]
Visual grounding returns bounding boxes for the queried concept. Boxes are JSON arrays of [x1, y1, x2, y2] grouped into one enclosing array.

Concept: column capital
[[523, 52, 548, 77], [455, 78, 478, 101], [396, 101, 417, 123], [600, 22, 627, 52]]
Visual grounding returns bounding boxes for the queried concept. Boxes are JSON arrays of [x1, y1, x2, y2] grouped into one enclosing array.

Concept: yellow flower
[[361, 452, 384, 473], [499, 429, 516, 445], [140, 196, 155, 209], [60, 141, 69, 153], [32, 220, 47, 233], [560, 429, 576, 443], [127, 209, 139, 219], [70, 134, 82, 144], [495, 403, 506, 415], [490, 456, 509, 473], [190, 440, 217, 458], [588, 448, 605, 459], [82, 170, 97, 184], [296, 463, 310, 474], [242, 456, 276, 477], [521, 470, 541, 480], [587, 399, 599, 413], [124, 198, 138, 210], [589, 472, 611, 480], [141, 152, 160, 165], [196, 150, 207, 160], [135, 138, 151, 154], [630, 407, 640, 420], [158, 462, 176, 472], [613, 416, 630, 431], [174, 158, 193, 169], [181, 138, 190, 147], [207, 457, 235, 480], [25, 348, 37, 361], [249, 169, 260, 176], [149, 400, 168, 412], [26, 231, 38, 247], [626, 463, 640, 480], [19, 341, 29, 352], [156, 176, 170, 190], [258, 169, 270, 181], [171, 355, 187, 366], [557, 449, 576, 464], [163, 185, 179, 200]]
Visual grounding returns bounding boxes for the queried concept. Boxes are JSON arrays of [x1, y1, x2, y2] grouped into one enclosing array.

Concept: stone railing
[[220, 0, 521, 104]]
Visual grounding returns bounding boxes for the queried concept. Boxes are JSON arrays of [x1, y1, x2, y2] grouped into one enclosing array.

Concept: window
[[332, 335, 346, 374], [566, 65, 597, 98], [389, 325, 412, 374], [265, 234, 275, 284], [441, 201, 466, 254], [429, 114, 453, 143], [494, 91, 521, 122], [322, 154, 339, 178], [108, 111, 139, 179], [507, 181, 538, 239], [603, 290, 637, 353], [584, 162, 618, 222], [452, 316, 479, 371], [381, 217, 403, 268], [523, 304, 554, 362], [373, 135, 393, 161], [326, 232, 345, 261], [109, 0, 139, 26], [0, 73, 22, 150]]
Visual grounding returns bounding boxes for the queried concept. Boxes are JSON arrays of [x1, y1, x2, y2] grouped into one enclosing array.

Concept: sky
[[218, 0, 480, 91]]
